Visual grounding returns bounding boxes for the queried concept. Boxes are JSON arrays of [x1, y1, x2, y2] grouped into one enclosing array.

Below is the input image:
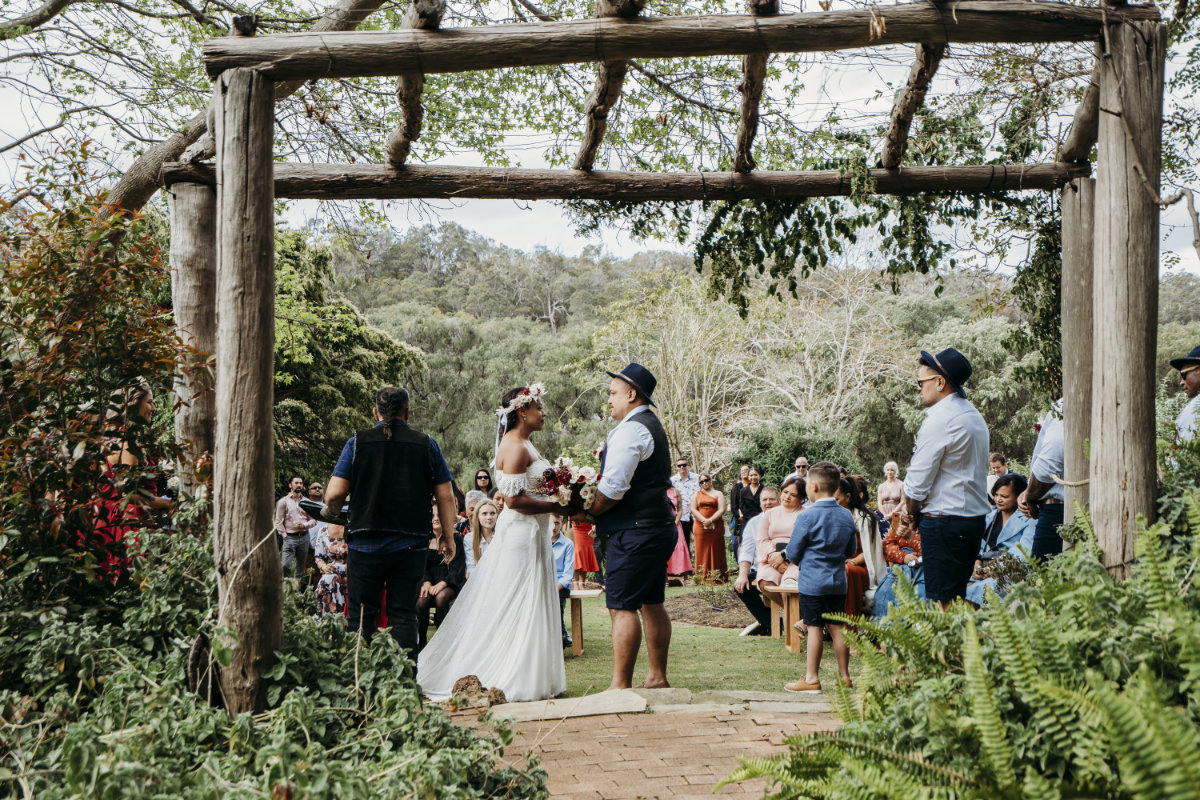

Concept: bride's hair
[[500, 386, 530, 432], [469, 500, 499, 564]]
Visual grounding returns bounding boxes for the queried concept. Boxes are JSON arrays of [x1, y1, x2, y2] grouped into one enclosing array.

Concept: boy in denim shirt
[[781, 462, 857, 693]]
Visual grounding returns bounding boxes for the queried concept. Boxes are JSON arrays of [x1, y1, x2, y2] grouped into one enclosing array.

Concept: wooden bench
[[568, 587, 604, 657], [758, 583, 804, 654]]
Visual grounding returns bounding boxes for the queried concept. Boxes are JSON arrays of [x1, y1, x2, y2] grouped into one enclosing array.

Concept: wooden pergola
[[162, 0, 1165, 712]]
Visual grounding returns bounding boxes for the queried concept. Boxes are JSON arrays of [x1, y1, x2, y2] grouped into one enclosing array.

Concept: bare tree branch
[[0, 0, 79, 39], [0, 103, 110, 154]]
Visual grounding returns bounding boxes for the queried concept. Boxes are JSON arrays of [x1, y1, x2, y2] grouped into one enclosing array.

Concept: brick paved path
[[459, 693, 840, 799]]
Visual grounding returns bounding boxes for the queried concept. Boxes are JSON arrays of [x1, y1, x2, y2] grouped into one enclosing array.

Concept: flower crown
[[496, 383, 546, 419]]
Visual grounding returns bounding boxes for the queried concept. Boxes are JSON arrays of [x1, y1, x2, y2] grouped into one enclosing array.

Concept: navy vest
[[347, 423, 434, 538], [596, 409, 674, 535]]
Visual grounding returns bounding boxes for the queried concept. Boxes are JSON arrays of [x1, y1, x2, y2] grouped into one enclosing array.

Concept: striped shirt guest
[[899, 347, 990, 609]]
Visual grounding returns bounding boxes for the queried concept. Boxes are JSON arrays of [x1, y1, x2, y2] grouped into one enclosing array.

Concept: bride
[[417, 384, 567, 702]]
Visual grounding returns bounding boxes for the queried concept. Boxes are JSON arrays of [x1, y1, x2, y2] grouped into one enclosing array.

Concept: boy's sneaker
[[739, 621, 761, 637], [784, 677, 822, 694]]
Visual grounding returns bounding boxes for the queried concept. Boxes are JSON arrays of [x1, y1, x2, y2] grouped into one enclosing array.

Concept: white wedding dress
[[417, 441, 567, 702]]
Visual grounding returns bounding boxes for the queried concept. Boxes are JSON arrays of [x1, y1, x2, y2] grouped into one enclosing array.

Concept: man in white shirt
[[733, 486, 780, 635], [1018, 399, 1066, 559], [784, 456, 809, 485], [670, 457, 700, 551], [1170, 346, 1200, 443], [577, 363, 676, 691], [897, 348, 990, 609]]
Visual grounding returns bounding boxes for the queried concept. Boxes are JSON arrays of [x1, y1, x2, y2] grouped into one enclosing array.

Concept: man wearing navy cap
[[1170, 346, 1200, 443], [575, 363, 676, 690], [896, 348, 991, 609]]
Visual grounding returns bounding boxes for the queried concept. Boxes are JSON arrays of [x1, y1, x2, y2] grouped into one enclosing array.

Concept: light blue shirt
[[981, 508, 1036, 561], [597, 404, 656, 501], [1177, 395, 1200, 443], [463, 532, 488, 575], [738, 513, 764, 565], [903, 393, 991, 517], [670, 472, 701, 520], [551, 534, 574, 590], [1029, 400, 1065, 502]]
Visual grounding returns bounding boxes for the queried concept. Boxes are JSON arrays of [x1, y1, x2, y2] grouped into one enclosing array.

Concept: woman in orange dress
[[690, 474, 728, 582], [573, 521, 600, 580]]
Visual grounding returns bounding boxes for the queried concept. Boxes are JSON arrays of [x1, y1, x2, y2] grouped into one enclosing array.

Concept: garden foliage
[[721, 488, 1200, 799]]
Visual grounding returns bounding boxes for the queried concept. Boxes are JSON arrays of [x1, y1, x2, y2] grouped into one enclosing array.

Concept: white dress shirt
[[903, 393, 991, 517], [738, 513, 764, 565], [1029, 400, 1065, 502], [670, 472, 701, 520], [597, 404, 656, 501], [1177, 395, 1200, 443]]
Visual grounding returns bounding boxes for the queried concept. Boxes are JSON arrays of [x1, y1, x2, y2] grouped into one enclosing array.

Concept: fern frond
[[1135, 519, 1179, 616], [963, 614, 1015, 789], [1114, 667, 1200, 800], [986, 593, 1038, 691], [784, 729, 979, 788], [827, 681, 860, 723]]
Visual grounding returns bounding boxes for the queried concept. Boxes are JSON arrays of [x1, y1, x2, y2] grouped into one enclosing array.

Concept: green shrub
[[730, 420, 863, 487], [720, 492, 1200, 799]]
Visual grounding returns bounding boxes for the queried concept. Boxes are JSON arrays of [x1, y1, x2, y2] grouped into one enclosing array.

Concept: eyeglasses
[[915, 375, 940, 390], [1182, 365, 1200, 378], [309, 485, 322, 491], [700, 478, 712, 484], [676, 462, 688, 467], [476, 474, 489, 479], [795, 463, 808, 469]]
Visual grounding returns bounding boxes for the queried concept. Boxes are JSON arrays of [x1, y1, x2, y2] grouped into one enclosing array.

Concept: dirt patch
[[664, 589, 755, 629]]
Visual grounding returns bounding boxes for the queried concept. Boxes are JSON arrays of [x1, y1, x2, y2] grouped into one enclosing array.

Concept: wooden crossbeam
[[734, 0, 778, 173], [202, 2, 1159, 81], [162, 161, 1089, 200], [1059, 52, 1101, 162], [881, 43, 944, 169], [573, 0, 647, 171], [385, 0, 445, 168]]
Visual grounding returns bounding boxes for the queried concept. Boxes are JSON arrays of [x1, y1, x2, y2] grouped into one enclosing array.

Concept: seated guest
[[757, 477, 806, 588], [463, 499, 498, 576], [871, 513, 925, 618], [313, 523, 348, 619], [551, 516, 575, 649], [839, 477, 886, 616], [733, 486, 779, 635], [966, 473, 1035, 606], [474, 468, 497, 499], [417, 507, 467, 649]]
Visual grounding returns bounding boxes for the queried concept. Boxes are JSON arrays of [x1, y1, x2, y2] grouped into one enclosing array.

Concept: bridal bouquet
[[537, 457, 600, 510]]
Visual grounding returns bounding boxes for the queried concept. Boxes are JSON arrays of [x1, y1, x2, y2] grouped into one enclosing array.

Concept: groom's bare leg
[[639, 603, 671, 689], [609, 609, 642, 690]]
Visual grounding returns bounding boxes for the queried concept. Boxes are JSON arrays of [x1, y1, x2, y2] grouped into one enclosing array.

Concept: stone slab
[[492, 689, 648, 722], [650, 703, 745, 714], [748, 700, 834, 714], [632, 687, 694, 706]]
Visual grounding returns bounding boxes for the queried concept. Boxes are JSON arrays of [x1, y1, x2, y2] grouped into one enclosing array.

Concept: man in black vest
[[323, 387, 458, 670], [578, 363, 676, 691]]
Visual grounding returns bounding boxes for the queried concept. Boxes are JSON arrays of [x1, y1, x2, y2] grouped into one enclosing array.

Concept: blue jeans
[[1031, 503, 1064, 560], [871, 560, 926, 619]]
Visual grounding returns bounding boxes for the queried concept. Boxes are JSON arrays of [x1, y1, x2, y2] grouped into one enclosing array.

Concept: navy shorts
[[921, 515, 985, 603], [798, 593, 846, 627], [604, 524, 676, 611]]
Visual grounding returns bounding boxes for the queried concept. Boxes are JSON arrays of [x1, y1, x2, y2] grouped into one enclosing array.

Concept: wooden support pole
[[733, 0, 777, 173], [1061, 177, 1094, 522], [203, 2, 1160, 82], [573, 0, 646, 171], [162, 160, 1090, 201], [385, 0, 445, 169], [880, 43, 944, 169], [1091, 20, 1165, 578], [168, 181, 217, 501], [213, 67, 280, 714], [1059, 52, 1101, 162]]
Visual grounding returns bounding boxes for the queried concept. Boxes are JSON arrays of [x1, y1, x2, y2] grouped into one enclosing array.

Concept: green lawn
[[563, 586, 853, 697]]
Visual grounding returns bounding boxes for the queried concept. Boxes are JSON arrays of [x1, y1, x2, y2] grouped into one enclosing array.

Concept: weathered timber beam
[[734, 0, 778, 173], [880, 43, 944, 169], [162, 161, 1090, 200], [1059, 51, 1101, 162], [385, 0, 446, 168], [202, 1, 1159, 81], [572, 0, 647, 171]]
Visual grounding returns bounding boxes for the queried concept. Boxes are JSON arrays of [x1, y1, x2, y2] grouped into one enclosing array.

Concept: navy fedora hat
[[1169, 346, 1200, 371], [919, 347, 973, 399], [606, 362, 658, 407]]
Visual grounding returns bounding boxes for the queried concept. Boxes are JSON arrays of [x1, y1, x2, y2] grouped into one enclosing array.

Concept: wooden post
[[1091, 20, 1166, 578], [213, 66, 280, 714], [1061, 177, 1093, 523], [168, 181, 217, 502], [733, 0, 777, 173]]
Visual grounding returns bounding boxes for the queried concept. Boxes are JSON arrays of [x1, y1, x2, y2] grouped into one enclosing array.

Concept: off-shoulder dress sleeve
[[496, 472, 528, 497]]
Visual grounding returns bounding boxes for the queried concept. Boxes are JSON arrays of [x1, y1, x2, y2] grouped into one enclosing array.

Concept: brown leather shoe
[[839, 676, 853, 689], [784, 677, 822, 693]]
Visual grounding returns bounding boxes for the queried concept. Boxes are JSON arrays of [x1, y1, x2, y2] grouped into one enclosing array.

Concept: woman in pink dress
[[666, 486, 693, 581], [755, 476, 805, 587]]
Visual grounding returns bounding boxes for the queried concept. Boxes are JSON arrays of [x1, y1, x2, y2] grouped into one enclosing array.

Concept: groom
[[579, 363, 676, 690]]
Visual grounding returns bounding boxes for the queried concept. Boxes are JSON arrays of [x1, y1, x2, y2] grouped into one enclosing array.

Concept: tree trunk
[[1061, 178, 1093, 524], [1090, 21, 1166, 579], [168, 182, 218, 502], [213, 67, 281, 715]]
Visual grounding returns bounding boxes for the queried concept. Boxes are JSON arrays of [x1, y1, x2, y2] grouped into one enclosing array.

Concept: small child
[[781, 462, 858, 693]]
